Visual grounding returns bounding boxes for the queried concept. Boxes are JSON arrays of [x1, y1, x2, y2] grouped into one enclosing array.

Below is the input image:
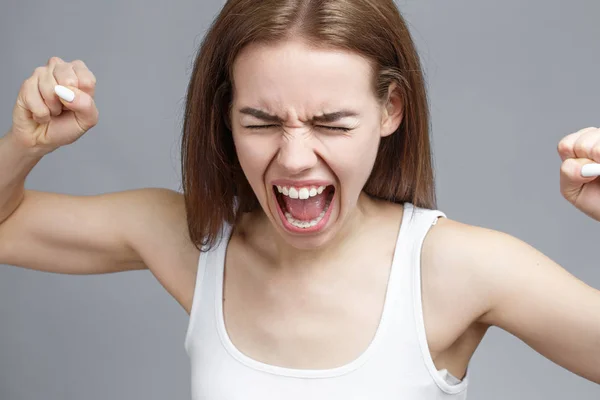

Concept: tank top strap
[[376, 203, 442, 313], [382, 203, 469, 395], [184, 207, 470, 398], [184, 222, 232, 354]]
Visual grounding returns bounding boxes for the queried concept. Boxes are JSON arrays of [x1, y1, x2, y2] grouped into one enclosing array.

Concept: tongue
[[283, 190, 329, 221]]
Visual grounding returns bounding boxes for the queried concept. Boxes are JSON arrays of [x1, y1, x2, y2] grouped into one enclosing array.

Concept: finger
[[39, 66, 62, 117], [53, 85, 99, 131], [573, 128, 600, 161], [38, 57, 67, 116], [47, 56, 65, 67], [20, 73, 51, 125], [557, 127, 598, 161], [560, 158, 599, 201], [53, 62, 79, 90], [71, 60, 96, 97]]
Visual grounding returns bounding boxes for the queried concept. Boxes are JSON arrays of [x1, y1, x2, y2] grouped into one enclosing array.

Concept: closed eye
[[245, 125, 352, 132]]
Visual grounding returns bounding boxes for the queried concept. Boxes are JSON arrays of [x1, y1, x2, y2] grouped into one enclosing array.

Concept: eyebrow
[[239, 107, 359, 123]]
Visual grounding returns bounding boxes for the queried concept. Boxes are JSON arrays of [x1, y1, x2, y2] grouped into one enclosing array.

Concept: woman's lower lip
[[273, 190, 336, 234]]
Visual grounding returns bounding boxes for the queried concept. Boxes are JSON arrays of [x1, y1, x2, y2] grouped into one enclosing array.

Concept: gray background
[[1, 0, 599, 398]]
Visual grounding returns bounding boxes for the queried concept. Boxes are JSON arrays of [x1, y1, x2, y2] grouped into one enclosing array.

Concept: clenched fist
[[558, 127, 600, 221], [9, 56, 99, 153]]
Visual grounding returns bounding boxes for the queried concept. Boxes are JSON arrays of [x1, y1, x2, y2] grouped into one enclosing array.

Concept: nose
[[276, 128, 318, 175]]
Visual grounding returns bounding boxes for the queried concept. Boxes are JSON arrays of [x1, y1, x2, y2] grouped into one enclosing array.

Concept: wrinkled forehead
[[230, 40, 377, 113]]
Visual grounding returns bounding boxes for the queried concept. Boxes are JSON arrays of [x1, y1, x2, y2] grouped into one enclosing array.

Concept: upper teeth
[[276, 185, 327, 200]]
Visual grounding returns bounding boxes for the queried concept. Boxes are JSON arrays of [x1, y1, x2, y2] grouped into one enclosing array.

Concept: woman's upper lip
[[271, 179, 334, 188]]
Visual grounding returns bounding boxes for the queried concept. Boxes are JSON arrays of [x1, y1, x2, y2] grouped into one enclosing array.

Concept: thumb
[[54, 85, 98, 131], [560, 158, 598, 199]]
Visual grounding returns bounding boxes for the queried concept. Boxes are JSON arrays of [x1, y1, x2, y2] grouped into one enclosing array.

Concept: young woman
[[1, 0, 598, 398]]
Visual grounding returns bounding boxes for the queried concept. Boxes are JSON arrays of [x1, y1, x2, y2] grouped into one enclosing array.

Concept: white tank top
[[184, 202, 470, 399]]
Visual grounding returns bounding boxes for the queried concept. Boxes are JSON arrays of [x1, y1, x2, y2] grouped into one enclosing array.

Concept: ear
[[380, 83, 403, 138]]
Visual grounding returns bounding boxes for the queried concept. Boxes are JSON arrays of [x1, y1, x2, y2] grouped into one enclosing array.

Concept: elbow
[[0, 189, 26, 225]]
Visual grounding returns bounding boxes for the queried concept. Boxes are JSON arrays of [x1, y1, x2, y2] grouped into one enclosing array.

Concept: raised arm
[[421, 127, 600, 385], [0, 184, 182, 275], [475, 225, 599, 384], [424, 218, 600, 385], [0, 57, 100, 224], [0, 58, 197, 285]]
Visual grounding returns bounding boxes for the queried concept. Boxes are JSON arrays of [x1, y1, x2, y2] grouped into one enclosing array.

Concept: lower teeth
[[284, 199, 332, 229]]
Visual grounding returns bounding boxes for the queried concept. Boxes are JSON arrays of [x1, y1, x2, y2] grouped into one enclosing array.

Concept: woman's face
[[230, 39, 402, 250]]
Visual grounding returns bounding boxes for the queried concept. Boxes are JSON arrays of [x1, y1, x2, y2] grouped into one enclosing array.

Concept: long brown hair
[[181, 0, 436, 251]]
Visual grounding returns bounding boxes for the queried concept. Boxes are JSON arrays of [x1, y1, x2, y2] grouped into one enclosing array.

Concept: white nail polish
[[54, 85, 75, 102], [581, 163, 600, 177]]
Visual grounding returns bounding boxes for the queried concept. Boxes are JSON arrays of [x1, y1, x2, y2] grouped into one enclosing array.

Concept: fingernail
[[54, 85, 75, 102], [581, 163, 600, 177]]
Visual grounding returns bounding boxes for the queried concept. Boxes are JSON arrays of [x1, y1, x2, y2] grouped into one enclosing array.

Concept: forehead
[[231, 40, 375, 112]]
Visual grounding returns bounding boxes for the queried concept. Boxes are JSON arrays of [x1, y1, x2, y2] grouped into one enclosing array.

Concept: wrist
[[4, 130, 55, 159]]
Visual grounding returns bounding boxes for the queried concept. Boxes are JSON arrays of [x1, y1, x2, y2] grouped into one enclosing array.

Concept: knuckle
[[559, 160, 571, 175], [580, 128, 599, 139], [34, 107, 50, 119], [58, 67, 79, 87], [33, 66, 46, 76], [21, 77, 33, 91], [557, 139, 569, 153], [22, 77, 38, 94], [573, 139, 587, 155], [591, 145, 600, 159], [71, 59, 87, 68], [47, 56, 63, 65], [64, 78, 78, 87], [79, 78, 95, 89], [558, 140, 574, 160], [48, 107, 62, 117]]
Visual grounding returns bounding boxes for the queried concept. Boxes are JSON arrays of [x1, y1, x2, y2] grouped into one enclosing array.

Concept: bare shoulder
[[419, 217, 498, 356], [423, 215, 600, 383], [420, 214, 581, 336]]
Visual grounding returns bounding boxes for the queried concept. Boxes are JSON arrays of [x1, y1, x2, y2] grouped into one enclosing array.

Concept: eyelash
[[245, 125, 352, 132]]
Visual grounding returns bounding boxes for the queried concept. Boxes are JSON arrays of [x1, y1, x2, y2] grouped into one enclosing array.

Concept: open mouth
[[273, 184, 335, 230]]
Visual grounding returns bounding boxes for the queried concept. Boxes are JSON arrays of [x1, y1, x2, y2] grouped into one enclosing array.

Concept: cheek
[[234, 135, 274, 184], [328, 131, 380, 184]]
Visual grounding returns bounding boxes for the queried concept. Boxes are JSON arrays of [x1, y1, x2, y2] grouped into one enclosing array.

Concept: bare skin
[[2, 176, 599, 382], [0, 184, 482, 380], [220, 196, 487, 379], [0, 57, 482, 382], [2, 51, 599, 386]]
